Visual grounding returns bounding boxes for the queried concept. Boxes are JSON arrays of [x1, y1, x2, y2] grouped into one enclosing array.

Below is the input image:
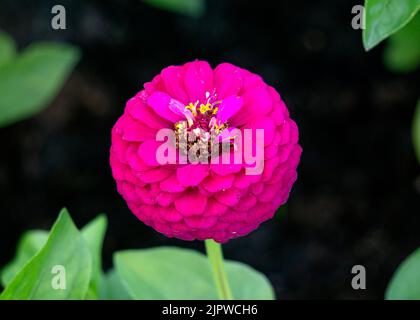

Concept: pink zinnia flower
[[110, 60, 302, 243]]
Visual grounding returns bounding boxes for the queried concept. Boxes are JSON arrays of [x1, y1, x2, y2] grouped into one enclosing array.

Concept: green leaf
[[0, 230, 48, 286], [115, 247, 215, 299], [0, 32, 16, 66], [114, 247, 274, 300], [99, 270, 133, 300], [81, 214, 107, 299], [144, 0, 205, 18], [0, 209, 92, 300], [386, 247, 420, 299], [363, 0, 420, 51], [0, 42, 80, 127], [413, 99, 420, 165], [225, 261, 275, 300], [0, 214, 107, 299], [383, 14, 420, 72]]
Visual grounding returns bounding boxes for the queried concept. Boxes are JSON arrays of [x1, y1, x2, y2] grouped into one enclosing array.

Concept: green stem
[[205, 239, 233, 300]]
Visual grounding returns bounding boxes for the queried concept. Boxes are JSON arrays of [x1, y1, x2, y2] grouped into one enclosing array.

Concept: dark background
[[0, 0, 419, 299]]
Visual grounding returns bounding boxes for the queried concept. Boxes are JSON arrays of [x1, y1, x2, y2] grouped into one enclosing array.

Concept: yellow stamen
[[185, 102, 198, 116], [198, 103, 212, 114], [214, 122, 227, 134]]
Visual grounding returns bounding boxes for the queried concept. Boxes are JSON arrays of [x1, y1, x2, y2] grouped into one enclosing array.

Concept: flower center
[[174, 92, 232, 161]]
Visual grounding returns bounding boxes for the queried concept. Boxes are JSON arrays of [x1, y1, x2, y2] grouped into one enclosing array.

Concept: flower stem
[[204, 239, 233, 300]]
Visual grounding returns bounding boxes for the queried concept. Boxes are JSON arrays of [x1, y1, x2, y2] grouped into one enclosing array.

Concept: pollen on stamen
[[173, 95, 233, 161]]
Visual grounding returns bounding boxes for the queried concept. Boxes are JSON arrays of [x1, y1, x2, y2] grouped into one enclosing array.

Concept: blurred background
[[0, 0, 419, 299]]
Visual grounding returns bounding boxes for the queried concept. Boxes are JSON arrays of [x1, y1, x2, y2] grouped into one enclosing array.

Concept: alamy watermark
[[351, 5, 365, 30], [51, 265, 66, 290], [51, 5, 66, 30], [351, 265, 366, 290]]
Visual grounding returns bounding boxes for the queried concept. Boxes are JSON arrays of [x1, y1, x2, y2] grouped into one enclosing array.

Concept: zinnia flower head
[[110, 60, 301, 243]]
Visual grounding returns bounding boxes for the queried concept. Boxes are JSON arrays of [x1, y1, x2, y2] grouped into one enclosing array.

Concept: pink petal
[[231, 86, 273, 126], [213, 63, 243, 98], [137, 168, 172, 183], [168, 98, 188, 117], [210, 162, 242, 176], [289, 145, 303, 167], [123, 169, 140, 186], [277, 144, 294, 163], [138, 140, 161, 166], [120, 182, 137, 202], [201, 173, 235, 193], [127, 96, 170, 129], [265, 144, 279, 159], [156, 192, 178, 207], [160, 173, 187, 193], [159, 206, 183, 222], [134, 186, 156, 205], [270, 105, 286, 125], [147, 92, 184, 123], [126, 145, 152, 172], [111, 135, 129, 164], [247, 116, 276, 146], [210, 153, 243, 176], [216, 96, 243, 123], [289, 119, 299, 144], [246, 203, 273, 223], [215, 188, 241, 207], [205, 198, 228, 216], [241, 70, 264, 91], [175, 191, 208, 216], [262, 156, 281, 182], [220, 211, 247, 223], [233, 172, 261, 189], [268, 86, 281, 103], [184, 60, 213, 103], [110, 154, 125, 180], [176, 164, 209, 187], [121, 116, 157, 142], [251, 182, 264, 195], [185, 216, 218, 229], [144, 74, 165, 94], [259, 184, 281, 202], [266, 164, 288, 185], [236, 194, 257, 211], [122, 122, 156, 142], [160, 66, 189, 104]]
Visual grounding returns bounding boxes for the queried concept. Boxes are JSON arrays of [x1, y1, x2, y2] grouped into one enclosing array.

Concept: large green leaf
[[144, 0, 205, 18], [99, 269, 133, 300], [114, 247, 274, 300], [0, 42, 80, 127], [0, 214, 107, 299], [0, 230, 48, 287], [81, 215, 107, 299], [0, 32, 16, 66], [413, 99, 420, 165], [363, 0, 420, 51], [225, 261, 275, 300], [0, 209, 92, 300], [384, 14, 420, 72], [386, 247, 420, 299]]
